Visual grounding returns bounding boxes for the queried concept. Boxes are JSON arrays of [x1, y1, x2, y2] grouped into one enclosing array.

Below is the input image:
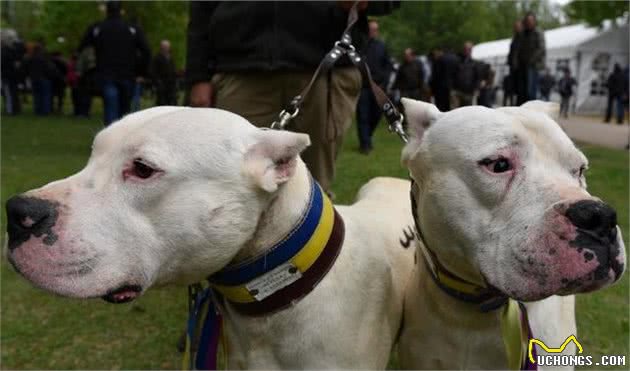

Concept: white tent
[[472, 23, 629, 114]]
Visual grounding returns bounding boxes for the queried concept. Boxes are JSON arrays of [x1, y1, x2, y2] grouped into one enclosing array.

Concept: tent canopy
[[472, 24, 599, 60]]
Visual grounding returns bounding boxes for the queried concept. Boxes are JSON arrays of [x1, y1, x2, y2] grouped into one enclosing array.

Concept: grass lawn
[[1, 110, 628, 369]]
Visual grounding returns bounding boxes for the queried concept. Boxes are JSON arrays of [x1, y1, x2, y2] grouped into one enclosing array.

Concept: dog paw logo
[[528, 335, 584, 364]]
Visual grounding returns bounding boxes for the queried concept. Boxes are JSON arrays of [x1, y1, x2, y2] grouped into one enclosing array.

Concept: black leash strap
[[270, 1, 408, 143]]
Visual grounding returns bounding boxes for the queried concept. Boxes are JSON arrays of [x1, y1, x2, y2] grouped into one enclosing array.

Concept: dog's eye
[[479, 157, 513, 173], [132, 160, 155, 179], [577, 165, 586, 178]]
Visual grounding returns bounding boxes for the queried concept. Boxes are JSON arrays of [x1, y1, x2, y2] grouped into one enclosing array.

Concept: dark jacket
[[24, 50, 60, 82], [607, 67, 625, 97], [507, 33, 520, 70], [364, 38, 392, 87], [516, 28, 546, 70], [1, 44, 19, 81], [186, 1, 399, 85], [151, 53, 177, 84], [539, 73, 555, 94], [453, 54, 479, 94], [395, 59, 424, 92], [558, 76, 576, 97], [78, 15, 151, 81], [430, 52, 457, 93]]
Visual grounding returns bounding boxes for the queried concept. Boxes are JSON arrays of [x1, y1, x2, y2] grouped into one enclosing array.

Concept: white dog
[[6, 107, 417, 369], [398, 98, 626, 370]]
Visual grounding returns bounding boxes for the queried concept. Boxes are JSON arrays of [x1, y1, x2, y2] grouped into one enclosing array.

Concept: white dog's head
[[402, 98, 626, 301], [6, 107, 310, 303]]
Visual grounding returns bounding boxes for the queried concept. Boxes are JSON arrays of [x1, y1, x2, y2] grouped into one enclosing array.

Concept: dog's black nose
[[566, 200, 618, 242], [6, 196, 58, 250]]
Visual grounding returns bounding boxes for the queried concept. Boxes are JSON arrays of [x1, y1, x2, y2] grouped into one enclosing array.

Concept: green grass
[[1, 112, 628, 369]]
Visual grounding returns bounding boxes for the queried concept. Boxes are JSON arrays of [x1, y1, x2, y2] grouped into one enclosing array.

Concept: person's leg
[[516, 69, 528, 105], [41, 79, 52, 115], [119, 80, 134, 118], [32, 80, 42, 115], [212, 72, 283, 127], [71, 87, 79, 116], [604, 94, 613, 122], [291, 68, 361, 193], [560, 97, 570, 118], [356, 87, 373, 151], [367, 90, 382, 142], [527, 67, 538, 101], [58, 85, 65, 113], [102, 79, 119, 125], [2, 82, 13, 115], [615, 95, 624, 124], [128, 81, 140, 113]]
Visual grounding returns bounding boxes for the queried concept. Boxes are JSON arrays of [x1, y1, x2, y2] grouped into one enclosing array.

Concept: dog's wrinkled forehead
[[426, 106, 585, 166], [91, 107, 259, 169]]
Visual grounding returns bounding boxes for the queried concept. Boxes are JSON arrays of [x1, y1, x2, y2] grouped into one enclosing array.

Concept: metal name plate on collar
[[245, 261, 303, 301]]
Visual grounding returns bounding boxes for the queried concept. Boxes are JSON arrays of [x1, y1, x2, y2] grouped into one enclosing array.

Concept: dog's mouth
[[101, 284, 142, 304]]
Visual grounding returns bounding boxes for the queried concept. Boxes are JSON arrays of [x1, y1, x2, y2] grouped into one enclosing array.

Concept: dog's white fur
[[398, 99, 626, 369], [8, 107, 416, 368]]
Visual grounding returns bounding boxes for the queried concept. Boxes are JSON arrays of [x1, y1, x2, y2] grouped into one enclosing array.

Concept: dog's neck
[[409, 256, 509, 368], [233, 161, 313, 263]]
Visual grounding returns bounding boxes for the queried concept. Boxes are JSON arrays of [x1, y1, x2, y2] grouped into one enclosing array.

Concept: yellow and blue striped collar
[[208, 176, 343, 315]]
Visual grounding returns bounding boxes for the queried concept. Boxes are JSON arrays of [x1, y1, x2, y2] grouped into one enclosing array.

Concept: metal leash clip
[[271, 107, 300, 130], [389, 113, 408, 143]]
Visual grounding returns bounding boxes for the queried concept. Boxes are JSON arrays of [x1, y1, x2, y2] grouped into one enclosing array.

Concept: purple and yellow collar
[[410, 179, 536, 370]]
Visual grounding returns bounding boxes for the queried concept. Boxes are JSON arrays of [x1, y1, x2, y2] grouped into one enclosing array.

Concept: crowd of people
[[1, 2, 181, 123], [1, 2, 628, 196]]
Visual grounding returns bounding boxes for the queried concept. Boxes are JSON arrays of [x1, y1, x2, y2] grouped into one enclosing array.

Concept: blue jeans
[[131, 82, 143, 112], [32, 79, 52, 115], [605, 94, 624, 123], [356, 87, 381, 150], [527, 67, 539, 101], [102, 79, 133, 125]]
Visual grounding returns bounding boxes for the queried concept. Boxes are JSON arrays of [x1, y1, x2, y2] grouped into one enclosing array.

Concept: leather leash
[[270, 1, 408, 143]]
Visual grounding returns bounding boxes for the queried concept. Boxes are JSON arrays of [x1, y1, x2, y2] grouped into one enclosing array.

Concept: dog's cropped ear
[[243, 129, 311, 193], [401, 98, 441, 166], [521, 100, 560, 120]]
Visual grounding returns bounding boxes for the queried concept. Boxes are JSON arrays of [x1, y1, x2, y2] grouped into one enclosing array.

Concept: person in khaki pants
[[186, 1, 398, 195]]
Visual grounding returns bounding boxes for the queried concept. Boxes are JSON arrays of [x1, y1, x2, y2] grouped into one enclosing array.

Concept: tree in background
[[378, 0, 562, 58], [565, 0, 629, 27], [1, 1, 188, 68]]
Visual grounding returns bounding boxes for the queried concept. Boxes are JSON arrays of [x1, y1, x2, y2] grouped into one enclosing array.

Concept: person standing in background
[[76, 47, 97, 118], [24, 43, 58, 116], [66, 53, 81, 116], [506, 20, 522, 106], [538, 68, 555, 102], [1, 29, 24, 115], [151, 40, 177, 106], [477, 62, 494, 107], [50, 51, 68, 114], [356, 19, 392, 154], [394, 48, 424, 101], [78, 1, 151, 125], [429, 47, 455, 111], [516, 13, 545, 104], [558, 68, 576, 119], [604, 63, 625, 124], [452, 41, 479, 107]]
